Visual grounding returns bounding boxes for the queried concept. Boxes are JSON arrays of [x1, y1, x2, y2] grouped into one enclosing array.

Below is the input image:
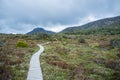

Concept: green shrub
[[35, 33, 50, 40], [78, 38, 85, 43], [16, 41, 28, 47], [91, 43, 99, 48]]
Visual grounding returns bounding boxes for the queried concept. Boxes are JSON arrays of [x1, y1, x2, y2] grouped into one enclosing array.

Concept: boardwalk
[[27, 44, 44, 80]]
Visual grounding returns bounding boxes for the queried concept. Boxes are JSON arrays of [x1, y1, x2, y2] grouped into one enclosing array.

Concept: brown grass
[[47, 61, 74, 70]]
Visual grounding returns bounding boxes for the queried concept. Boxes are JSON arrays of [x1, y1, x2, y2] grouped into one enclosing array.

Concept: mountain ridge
[[26, 16, 120, 35], [26, 27, 55, 34], [60, 16, 120, 33]]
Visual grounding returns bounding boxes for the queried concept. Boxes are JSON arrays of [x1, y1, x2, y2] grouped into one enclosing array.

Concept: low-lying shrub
[[68, 64, 90, 80], [16, 41, 28, 47], [0, 42, 5, 47], [0, 65, 12, 80], [110, 39, 120, 48], [78, 38, 85, 43], [47, 61, 74, 70], [105, 59, 120, 71], [90, 43, 99, 48]]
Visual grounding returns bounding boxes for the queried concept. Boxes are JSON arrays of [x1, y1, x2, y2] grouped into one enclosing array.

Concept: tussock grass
[[40, 35, 120, 80]]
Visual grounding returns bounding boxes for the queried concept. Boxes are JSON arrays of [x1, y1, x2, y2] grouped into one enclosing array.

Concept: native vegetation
[[0, 16, 120, 80]]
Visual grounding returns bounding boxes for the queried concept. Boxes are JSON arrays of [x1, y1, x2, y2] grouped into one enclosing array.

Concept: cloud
[[0, 0, 120, 33]]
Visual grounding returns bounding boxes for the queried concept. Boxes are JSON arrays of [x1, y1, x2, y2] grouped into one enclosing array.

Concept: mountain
[[27, 28, 55, 35], [60, 16, 120, 34]]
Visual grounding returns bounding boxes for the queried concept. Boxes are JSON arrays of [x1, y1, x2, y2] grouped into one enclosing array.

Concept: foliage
[[32, 33, 51, 40], [64, 25, 120, 35], [41, 35, 120, 80], [1, 30, 120, 80], [61, 16, 120, 35], [16, 41, 28, 47], [78, 38, 85, 43], [90, 43, 99, 48], [0, 42, 5, 47], [0, 35, 38, 80], [110, 39, 120, 48]]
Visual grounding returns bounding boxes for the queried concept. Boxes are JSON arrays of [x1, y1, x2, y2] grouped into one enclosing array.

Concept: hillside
[[27, 28, 55, 35], [61, 16, 120, 34]]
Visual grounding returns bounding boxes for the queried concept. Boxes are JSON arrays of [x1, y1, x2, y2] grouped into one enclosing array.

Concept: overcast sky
[[0, 0, 120, 34]]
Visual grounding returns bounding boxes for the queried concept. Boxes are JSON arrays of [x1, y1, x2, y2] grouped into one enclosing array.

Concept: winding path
[[27, 44, 44, 80]]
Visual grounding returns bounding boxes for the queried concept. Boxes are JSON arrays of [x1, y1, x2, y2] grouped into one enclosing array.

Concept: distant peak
[[26, 27, 55, 34], [34, 27, 44, 30]]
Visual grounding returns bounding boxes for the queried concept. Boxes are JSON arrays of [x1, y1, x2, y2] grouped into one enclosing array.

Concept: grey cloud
[[0, 0, 120, 33]]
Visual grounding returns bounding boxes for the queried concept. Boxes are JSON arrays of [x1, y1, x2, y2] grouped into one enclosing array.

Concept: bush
[[78, 38, 85, 43], [35, 33, 51, 40], [110, 39, 120, 48], [0, 42, 5, 47], [16, 41, 28, 47], [91, 43, 99, 48], [105, 60, 120, 71]]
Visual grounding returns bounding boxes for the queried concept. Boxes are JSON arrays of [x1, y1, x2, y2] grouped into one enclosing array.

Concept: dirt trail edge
[[27, 44, 44, 80]]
